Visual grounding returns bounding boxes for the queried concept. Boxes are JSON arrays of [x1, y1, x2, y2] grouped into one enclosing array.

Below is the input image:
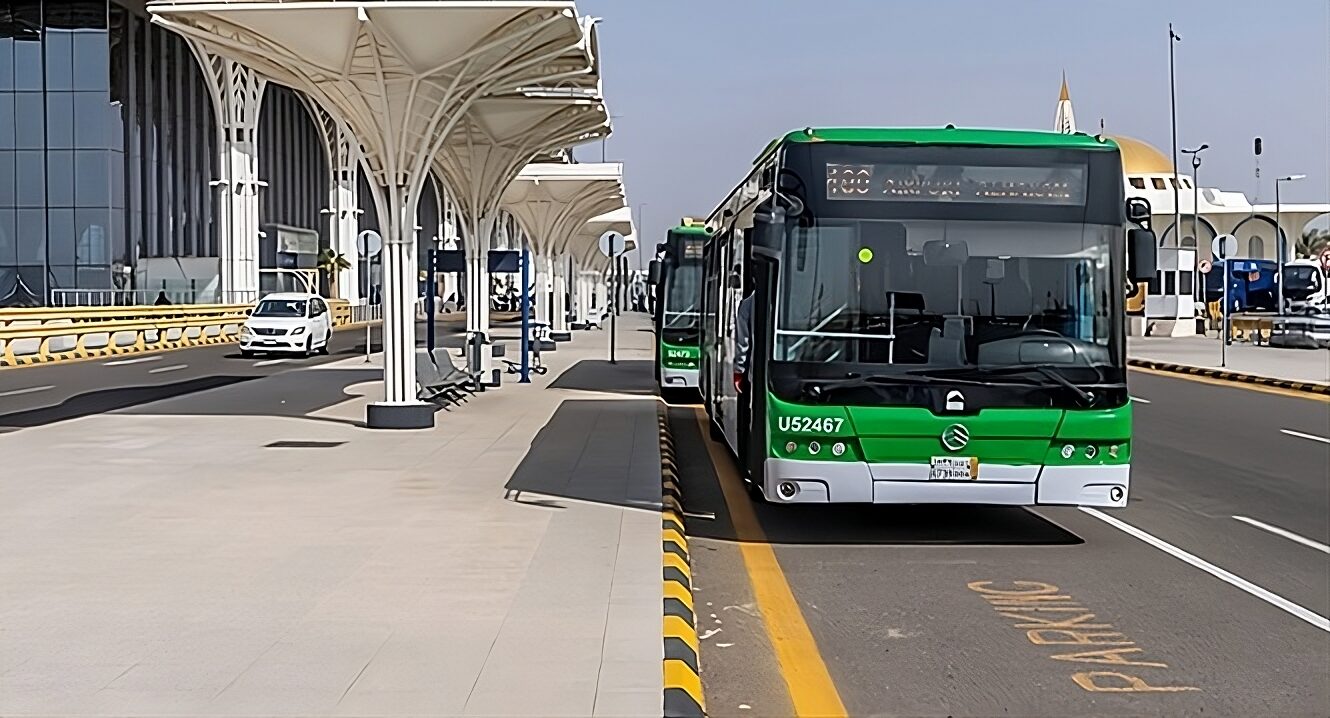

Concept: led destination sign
[[826, 163, 1086, 205]]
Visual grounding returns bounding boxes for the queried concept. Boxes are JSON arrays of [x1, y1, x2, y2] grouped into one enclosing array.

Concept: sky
[[574, 0, 1330, 266]]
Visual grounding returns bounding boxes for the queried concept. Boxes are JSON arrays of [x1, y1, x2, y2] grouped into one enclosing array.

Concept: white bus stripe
[[1080, 507, 1329, 632]]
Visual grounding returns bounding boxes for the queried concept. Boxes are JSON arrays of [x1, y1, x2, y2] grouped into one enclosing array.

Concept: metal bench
[[430, 347, 483, 397], [415, 349, 476, 406]]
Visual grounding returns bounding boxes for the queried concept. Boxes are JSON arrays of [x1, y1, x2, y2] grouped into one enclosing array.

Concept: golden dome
[[1109, 135, 1174, 175]]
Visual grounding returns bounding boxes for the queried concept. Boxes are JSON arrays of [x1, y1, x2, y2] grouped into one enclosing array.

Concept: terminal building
[[1054, 78, 1329, 334], [0, 0, 452, 307]]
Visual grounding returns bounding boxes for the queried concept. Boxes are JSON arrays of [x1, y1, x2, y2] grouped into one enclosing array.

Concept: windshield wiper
[[912, 364, 1097, 406], [802, 372, 986, 401]]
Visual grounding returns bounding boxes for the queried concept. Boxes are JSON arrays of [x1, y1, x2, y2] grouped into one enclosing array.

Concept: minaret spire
[[1054, 71, 1076, 133]]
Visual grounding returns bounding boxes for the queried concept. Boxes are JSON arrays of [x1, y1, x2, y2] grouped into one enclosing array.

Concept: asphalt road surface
[[670, 370, 1329, 717]]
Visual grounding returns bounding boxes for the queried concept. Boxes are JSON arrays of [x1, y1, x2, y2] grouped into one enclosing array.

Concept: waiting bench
[[415, 348, 482, 406]]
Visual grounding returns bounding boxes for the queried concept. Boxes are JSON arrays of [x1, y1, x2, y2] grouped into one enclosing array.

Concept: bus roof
[[754, 126, 1119, 164]]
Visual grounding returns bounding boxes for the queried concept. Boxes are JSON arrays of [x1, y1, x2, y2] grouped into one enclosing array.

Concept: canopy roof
[[149, 1, 599, 218], [501, 162, 625, 261], [576, 206, 634, 270]]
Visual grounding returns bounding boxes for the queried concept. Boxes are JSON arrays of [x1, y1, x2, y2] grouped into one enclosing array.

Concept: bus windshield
[[663, 261, 702, 334], [775, 218, 1119, 375]]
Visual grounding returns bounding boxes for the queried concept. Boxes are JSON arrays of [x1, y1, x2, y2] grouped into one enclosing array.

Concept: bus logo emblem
[[945, 390, 965, 412], [941, 424, 970, 452]]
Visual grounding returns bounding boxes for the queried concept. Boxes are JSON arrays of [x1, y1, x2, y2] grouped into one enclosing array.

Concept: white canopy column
[[152, 1, 599, 428], [188, 43, 266, 303], [301, 97, 362, 301]]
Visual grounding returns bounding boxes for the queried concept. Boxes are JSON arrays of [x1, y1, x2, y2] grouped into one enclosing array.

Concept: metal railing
[[49, 288, 263, 307], [0, 306, 251, 367]]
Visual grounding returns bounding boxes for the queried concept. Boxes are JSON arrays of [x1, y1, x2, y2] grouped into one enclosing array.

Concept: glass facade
[[0, 1, 330, 306]]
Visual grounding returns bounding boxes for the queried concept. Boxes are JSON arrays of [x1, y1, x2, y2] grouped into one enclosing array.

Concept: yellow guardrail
[[0, 299, 364, 368]]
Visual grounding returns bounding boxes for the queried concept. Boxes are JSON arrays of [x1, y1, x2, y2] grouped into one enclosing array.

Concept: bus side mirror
[[1128, 228, 1157, 282], [753, 205, 786, 254], [1126, 198, 1151, 225], [647, 260, 661, 285]]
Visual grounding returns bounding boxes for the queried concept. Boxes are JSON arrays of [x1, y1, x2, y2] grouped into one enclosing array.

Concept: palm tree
[[317, 248, 352, 298], [1296, 227, 1330, 259]]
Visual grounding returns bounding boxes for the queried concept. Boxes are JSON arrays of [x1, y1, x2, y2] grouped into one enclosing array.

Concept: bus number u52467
[[777, 416, 845, 434]]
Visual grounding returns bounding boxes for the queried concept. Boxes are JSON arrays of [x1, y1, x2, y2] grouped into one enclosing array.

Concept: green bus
[[650, 219, 709, 397], [699, 127, 1156, 505]]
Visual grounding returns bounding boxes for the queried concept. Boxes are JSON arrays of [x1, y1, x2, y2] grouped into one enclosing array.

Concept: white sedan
[[239, 293, 334, 357]]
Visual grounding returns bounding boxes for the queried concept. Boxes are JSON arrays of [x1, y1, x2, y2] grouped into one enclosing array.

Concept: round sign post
[[356, 230, 382, 363], [599, 231, 627, 365], [1198, 258, 1212, 274]]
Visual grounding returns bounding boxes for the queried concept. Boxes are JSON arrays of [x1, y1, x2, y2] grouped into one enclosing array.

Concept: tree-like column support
[[191, 43, 266, 304], [551, 254, 570, 336], [302, 96, 361, 300], [366, 187, 434, 430], [465, 213, 498, 385]]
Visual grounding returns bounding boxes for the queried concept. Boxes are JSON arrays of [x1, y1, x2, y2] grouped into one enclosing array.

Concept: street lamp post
[[1169, 24, 1183, 264], [1181, 144, 1209, 307], [1276, 174, 1307, 314]]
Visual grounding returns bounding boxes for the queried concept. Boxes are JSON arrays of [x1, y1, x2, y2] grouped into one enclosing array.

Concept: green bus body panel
[[767, 395, 1130, 467], [668, 224, 712, 237], [660, 340, 700, 369], [754, 126, 1119, 166]]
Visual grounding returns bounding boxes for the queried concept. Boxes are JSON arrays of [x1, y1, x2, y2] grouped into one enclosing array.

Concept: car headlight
[[240, 326, 253, 337], [291, 326, 306, 335]]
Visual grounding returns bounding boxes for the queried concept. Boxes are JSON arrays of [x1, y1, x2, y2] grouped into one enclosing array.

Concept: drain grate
[[264, 440, 346, 449]]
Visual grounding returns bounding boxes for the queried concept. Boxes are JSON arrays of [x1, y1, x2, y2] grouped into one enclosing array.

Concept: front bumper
[[240, 335, 306, 352], [762, 458, 1128, 507], [661, 367, 699, 388]]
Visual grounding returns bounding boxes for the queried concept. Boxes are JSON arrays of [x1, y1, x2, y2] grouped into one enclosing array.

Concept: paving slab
[[0, 313, 664, 717], [1129, 335, 1329, 383]]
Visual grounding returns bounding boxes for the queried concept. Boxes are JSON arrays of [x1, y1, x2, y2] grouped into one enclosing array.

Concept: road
[[670, 371, 1329, 717]]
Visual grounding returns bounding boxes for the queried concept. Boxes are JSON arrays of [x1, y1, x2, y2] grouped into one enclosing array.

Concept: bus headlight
[[785, 441, 798, 454], [831, 442, 846, 457], [1084, 445, 1098, 460], [1061, 444, 1076, 460], [808, 441, 821, 455]]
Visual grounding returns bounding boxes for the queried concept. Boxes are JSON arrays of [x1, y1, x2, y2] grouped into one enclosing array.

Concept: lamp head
[[1278, 174, 1307, 182]]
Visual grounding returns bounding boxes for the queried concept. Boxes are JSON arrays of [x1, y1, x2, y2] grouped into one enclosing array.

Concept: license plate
[[929, 456, 977, 481]]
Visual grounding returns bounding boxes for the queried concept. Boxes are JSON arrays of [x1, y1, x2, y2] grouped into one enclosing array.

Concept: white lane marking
[[1130, 396, 1151, 404], [148, 364, 188, 374], [254, 358, 290, 367], [1080, 507, 1329, 632], [0, 385, 54, 398], [1232, 515, 1330, 555], [104, 356, 161, 366], [1279, 428, 1330, 445]]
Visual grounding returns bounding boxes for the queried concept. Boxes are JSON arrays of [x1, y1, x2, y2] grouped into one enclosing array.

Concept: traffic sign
[[1211, 233, 1237, 260], [356, 229, 383, 258], [1320, 249, 1330, 270], [599, 230, 626, 258], [1198, 258, 1213, 274]]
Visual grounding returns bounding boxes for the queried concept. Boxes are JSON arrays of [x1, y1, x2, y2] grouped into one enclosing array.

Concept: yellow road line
[[694, 409, 848, 718], [1129, 365, 1330, 403]]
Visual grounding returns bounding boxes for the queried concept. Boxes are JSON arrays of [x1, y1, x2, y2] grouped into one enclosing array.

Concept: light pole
[[636, 202, 649, 270], [1276, 174, 1307, 314], [1169, 24, 1183, 259], [1181, 144, 1208, 304]]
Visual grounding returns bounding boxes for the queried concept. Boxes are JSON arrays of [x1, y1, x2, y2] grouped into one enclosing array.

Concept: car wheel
[[304, 336, 314, 357], [240, 349, 255, 359]]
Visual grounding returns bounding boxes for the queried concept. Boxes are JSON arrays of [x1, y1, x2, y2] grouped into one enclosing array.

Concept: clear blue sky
[[574, 0, 1330, 262]]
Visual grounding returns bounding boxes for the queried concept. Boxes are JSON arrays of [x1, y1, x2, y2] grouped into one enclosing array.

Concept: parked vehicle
[[238, 292, 334, 357]]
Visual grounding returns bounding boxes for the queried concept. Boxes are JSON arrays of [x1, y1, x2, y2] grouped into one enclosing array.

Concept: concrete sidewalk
[[0, 313, 664, 716], [1129, 335, 1330, 385]]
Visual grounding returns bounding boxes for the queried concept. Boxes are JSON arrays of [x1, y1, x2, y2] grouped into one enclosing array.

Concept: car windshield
[[775, 218, 1120, 375], [253, 299, 308, 318], [1283, 265, 1323, 297]]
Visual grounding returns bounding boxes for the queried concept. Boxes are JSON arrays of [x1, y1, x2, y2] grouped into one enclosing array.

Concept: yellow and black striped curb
[[658, 404, 705, 718], [1128, 358, 1330, 396]]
